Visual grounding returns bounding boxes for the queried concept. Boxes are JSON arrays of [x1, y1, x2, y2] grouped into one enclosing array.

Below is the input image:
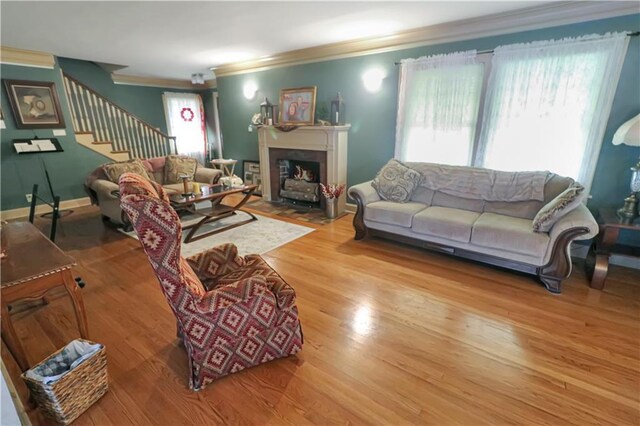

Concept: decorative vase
[[325, 198, 338, 219]]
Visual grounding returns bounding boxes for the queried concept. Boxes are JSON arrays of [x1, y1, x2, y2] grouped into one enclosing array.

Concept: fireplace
[[269, 148, 327, 209], [257, 125, 350, 215], [278, 159, 321, 207]]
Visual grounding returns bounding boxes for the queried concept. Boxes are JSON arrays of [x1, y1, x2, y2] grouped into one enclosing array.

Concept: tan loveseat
[[348, 162, 598, 293], [85, 156, 222, 228]]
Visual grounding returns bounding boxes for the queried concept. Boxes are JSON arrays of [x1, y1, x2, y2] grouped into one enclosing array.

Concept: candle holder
[[179, 174, 194, 197]]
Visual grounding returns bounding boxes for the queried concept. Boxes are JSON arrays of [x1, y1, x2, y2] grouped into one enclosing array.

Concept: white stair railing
[[63, 73, 176, 159]]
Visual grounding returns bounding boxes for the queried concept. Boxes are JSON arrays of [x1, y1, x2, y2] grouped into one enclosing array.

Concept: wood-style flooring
[[3, 197, 639, 425]]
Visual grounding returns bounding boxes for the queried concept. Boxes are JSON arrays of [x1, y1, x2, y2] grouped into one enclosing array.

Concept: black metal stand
[[28, 184, 61, 241]]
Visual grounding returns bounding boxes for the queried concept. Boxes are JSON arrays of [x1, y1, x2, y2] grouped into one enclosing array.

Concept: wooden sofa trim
[[350, 192, 589, 293]]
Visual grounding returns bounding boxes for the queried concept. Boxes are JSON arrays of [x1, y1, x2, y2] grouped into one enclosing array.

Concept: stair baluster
[[61, 73, 176, 161]]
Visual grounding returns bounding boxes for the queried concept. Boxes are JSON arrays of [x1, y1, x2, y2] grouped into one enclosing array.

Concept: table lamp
[[612, 113, 640, 220]]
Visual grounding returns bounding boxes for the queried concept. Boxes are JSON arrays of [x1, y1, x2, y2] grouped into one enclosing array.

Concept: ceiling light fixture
[[191, 73, 205, 85]]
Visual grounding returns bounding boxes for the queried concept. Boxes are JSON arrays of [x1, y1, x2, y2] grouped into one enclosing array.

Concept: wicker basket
[[21, 339, 108, 424]]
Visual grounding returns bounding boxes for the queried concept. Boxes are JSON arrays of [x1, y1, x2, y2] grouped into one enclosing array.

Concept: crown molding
[[0, 46, 55, 69], [111, 73, 217, 90], [212, 1, 639, 77]]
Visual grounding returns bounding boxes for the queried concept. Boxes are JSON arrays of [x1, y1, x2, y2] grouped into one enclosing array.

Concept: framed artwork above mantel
[[3, 79, 66, 129], [279, 86, 317, 126]]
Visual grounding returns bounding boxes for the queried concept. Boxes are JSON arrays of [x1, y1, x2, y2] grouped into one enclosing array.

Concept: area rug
[[246, 199, 347, 225], [120, 211, 314, 257]]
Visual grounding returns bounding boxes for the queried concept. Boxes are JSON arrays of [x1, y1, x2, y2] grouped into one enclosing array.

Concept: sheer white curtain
[[395, 50, 484, 165], [162, 92, 207, 164], [476, 33, 629, 191]]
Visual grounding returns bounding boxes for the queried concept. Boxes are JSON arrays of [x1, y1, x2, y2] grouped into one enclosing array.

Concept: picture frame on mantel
[[3, 79, 66, 129], [279, 86, 317, 126]]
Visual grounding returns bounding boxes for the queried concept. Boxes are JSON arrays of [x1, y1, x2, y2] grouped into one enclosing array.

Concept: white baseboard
[[0, 197, 92, 220], [345, 202, 357, 213]]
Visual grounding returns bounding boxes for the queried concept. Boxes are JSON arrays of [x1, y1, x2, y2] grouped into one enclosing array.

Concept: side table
[[585, 208, 640, 290], [1, 222, 89, 371], [210, 159, 237, 177]]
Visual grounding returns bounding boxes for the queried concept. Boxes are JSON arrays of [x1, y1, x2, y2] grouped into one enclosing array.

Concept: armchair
[[118, 173, 303, 390]]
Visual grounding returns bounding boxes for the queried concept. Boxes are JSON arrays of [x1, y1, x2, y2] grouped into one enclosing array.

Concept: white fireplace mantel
[[257, 125, 350, 214]]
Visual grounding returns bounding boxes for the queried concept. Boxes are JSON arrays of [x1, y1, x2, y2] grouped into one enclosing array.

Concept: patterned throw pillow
[[103, 159, 152, 183], [532, 183, 585, 233], [164, 155, 198, 184], [371, 159, 421, 203]]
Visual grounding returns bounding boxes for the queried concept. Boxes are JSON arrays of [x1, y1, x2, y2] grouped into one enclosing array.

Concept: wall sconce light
[[362, 68, 385, 93], [243, 81, 258, 100]]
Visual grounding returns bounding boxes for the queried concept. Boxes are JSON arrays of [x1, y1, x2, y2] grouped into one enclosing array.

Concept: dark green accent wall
[[0, 57, 206, 211], [0, 59, 108, 211], [216, 14, 640, 216]]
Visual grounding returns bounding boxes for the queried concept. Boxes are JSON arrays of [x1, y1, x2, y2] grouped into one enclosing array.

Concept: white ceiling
[[1, 1, 556, 80]]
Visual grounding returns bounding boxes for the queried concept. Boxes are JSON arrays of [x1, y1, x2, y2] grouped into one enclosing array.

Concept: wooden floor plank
[[2, 198, 638, 425]]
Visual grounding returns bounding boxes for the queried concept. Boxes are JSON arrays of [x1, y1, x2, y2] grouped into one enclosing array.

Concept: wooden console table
[[1, 222, 89, 371], [586, 208, 640, 290]]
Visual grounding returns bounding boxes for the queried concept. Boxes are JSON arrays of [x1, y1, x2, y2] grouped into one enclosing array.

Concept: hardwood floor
[[3, 197, 639, 425]]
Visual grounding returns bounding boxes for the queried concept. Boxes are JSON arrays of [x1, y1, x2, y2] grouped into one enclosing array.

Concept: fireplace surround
[[258, 125, 350, 215]]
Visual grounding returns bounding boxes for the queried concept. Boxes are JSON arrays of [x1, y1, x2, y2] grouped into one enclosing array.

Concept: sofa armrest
[[548, 204, 599, 243], [195, 167, 222, 185], [539, 204, 599, 291], [90, 179, 120, 202], [348, 181, 380, 206]]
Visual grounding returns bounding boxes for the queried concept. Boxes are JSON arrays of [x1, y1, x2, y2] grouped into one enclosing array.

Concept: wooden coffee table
[[169, 184, 258, 243]]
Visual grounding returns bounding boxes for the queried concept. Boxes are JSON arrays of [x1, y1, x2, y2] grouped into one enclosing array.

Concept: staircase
[[62, 73, 176, 161]]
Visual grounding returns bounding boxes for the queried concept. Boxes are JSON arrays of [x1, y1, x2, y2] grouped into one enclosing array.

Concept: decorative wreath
[[180, 107, 195, 122]]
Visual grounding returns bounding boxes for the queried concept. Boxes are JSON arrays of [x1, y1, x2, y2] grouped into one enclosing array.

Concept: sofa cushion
[[103, 159, 152, 183], [164, 155, 198, 184], [410, 186, 435, 205], [364, 201, 427, 228], [162, 183, 186, 194], [483, 199, 544, 220], [412, 207, 481, 243], [431, 192, 484, 212], [532, 183, 586, 233], [544, 174, 575, 203], [471, 213, 549, 258], [371, 159, 421, 203]]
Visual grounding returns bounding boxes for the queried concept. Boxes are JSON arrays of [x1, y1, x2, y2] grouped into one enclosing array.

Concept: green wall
[[216, 14, 640, 214], [0, 59, 108, 211], [0, 57, 206, 211]]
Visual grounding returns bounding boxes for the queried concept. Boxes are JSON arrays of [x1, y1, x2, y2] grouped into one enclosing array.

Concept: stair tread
[[92, 141, 114, 145], [75, 131, 94, 135], [111, 150, 130, 154]]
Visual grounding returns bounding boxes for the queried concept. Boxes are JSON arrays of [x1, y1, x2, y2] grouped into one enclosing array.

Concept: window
[[396, 33, 630, 192], [395, 51, 484, 165], [162, 92, 207, 163]]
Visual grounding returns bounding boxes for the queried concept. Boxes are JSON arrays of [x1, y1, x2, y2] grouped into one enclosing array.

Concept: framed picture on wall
[[3, 79, 66, 129], [243, 160, 262, 196], [279, 86, 317, 126]]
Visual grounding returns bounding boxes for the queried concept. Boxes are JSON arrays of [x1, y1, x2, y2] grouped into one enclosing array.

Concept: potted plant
[[320, 183, 345, 219]]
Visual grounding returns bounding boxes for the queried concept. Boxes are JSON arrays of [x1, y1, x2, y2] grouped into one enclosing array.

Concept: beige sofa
[[85, 156, 222, 229], [348, 162, 598, 293]]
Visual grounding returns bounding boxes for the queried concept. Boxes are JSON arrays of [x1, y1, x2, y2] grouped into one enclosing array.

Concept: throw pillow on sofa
[[532, 183, 585, 232], [103, 159, 152, 184], [371, 159, 421, 203], [164, 155, 198, 184]]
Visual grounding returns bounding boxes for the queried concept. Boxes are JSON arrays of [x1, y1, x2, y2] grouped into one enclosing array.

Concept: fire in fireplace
[[278, 159, 321, 207]]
